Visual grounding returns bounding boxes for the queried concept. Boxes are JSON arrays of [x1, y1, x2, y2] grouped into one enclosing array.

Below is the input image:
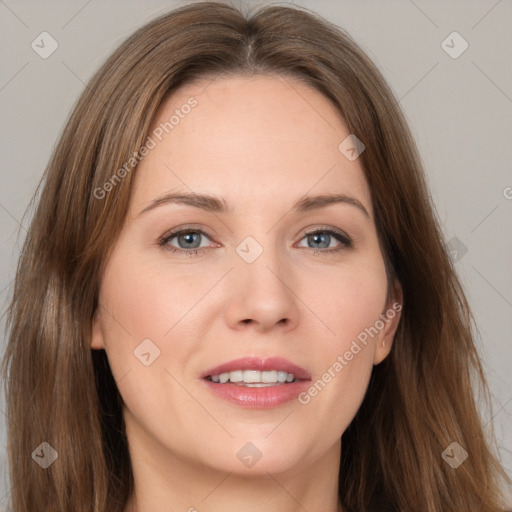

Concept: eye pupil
[[309, 233, 330, 249]]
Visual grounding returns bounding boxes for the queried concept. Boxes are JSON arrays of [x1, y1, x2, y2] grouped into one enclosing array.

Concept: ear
[[90, 309, 105, 350], [373, 279, 403, 366]]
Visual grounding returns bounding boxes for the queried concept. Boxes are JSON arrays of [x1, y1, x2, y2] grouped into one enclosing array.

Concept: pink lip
[[200, 356, 311, 381], [202, 379, 311, 409], [200, 356, 312, 409]]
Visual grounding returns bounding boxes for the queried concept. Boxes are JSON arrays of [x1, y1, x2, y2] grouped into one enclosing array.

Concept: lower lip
[[202, 379, 311, 408]]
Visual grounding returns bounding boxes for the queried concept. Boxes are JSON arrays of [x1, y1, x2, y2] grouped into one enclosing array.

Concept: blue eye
[[158, 226, 352, 257], [158, 228, 214, 257], [299, 228, 352, 252]]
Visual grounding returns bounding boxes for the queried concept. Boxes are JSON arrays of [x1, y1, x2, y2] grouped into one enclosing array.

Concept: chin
[[176, 436, 304, 476]]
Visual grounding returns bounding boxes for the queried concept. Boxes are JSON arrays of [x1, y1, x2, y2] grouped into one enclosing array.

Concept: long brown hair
[[2, 2, 510, 511]]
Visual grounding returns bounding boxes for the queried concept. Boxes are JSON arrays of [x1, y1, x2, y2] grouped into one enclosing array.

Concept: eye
[[297, 227, 352, 253], [157, 227, 216, 257]]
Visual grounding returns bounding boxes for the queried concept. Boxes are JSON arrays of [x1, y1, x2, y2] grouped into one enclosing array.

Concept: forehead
[[131, 74, 373, 219]]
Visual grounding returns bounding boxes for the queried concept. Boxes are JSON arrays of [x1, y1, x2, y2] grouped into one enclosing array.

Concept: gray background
[[0, 0, 511, 506]]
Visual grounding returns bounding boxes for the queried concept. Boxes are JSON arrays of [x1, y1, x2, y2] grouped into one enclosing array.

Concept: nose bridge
[[225, 231, 300, 330], [235, 232, 291, 294]]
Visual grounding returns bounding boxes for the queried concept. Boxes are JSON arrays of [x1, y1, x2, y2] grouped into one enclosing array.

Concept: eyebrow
[[138, 191, 370, 219]]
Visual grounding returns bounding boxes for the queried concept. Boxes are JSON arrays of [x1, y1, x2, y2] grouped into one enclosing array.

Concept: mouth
[[200, 356, 311, 408]]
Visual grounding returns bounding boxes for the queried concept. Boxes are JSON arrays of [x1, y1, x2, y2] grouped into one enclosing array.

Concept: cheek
[[302, 251, 388, 347], [96, 255, 202, 440], [99, 249, 207, 343], [299, 352, 374, 446], [96, 249, 221, 410], [295, 256, 387, 433]]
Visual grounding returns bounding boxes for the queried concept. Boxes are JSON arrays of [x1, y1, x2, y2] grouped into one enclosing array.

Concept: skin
[[91, 74, 403, 512]]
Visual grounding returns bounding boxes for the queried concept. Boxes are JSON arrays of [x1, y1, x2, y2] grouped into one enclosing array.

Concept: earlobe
[[90, 310, 105, 350]]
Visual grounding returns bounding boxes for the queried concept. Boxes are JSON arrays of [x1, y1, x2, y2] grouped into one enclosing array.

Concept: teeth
[[261, 370, 277, 383], [229, 370, 243, 383], [277, 371, 288, 383], [208, 370, 296, 384]]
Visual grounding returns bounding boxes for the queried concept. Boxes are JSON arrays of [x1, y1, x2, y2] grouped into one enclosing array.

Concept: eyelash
[[157, 225, 353, 257]]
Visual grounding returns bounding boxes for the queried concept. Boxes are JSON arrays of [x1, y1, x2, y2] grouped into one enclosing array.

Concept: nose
[[223, 245, 300, 333]]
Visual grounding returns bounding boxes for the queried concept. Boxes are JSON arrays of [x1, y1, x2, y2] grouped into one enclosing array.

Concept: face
[[91, 74, 402, 477]]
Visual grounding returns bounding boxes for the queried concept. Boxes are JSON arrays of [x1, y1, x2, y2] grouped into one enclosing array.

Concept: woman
[[2, 2, 510, 511]]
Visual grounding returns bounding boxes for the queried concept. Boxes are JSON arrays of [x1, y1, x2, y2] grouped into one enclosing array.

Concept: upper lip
[[200, 356, 311, 381]]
